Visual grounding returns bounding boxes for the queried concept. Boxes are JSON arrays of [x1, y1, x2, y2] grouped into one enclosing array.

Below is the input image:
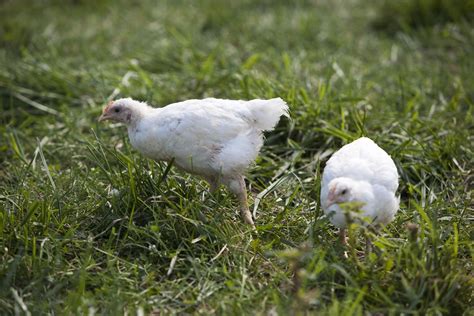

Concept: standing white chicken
[[99, 97, 289, 227], [320, 137, 399, 244]]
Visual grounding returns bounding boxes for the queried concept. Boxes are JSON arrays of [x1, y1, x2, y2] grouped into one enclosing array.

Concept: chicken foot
[[224, 175, 255, 228]]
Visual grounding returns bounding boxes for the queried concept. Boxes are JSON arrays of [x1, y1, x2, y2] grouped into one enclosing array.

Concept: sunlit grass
[[0, 0, 473, 314]]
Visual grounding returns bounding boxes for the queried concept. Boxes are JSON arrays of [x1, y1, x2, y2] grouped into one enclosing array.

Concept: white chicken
[[99, 97, 289, 227], [320, 137, 399, 245]]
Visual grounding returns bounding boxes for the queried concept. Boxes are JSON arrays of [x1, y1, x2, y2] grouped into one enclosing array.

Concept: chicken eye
[[341, 189, 347, 195], [114, 108, 120, 113]]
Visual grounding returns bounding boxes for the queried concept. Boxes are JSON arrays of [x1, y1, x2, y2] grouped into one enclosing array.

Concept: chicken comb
[[103, 100, 114, 114]]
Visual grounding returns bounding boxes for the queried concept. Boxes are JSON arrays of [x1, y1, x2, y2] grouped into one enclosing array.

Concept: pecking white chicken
[[99, 97, 289, 227], [320, 137, 399, 245]]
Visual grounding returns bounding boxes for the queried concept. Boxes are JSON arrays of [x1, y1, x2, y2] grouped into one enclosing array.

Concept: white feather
[[119, 97, 288, 178], [320, 137, 399, 228], [244, 98, 290, 130]]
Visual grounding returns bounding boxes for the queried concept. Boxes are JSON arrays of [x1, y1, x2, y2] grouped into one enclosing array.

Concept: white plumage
[[320, 137, 399, 242], [99, 97, 289, 227]]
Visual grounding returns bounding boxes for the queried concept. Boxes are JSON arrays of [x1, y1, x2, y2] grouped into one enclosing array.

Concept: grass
[[0, 0, 473, 314], [372, 0, 474, 33]]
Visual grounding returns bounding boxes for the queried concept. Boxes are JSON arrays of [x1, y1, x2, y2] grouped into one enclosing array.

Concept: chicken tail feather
[[246, 97, 289, 131]]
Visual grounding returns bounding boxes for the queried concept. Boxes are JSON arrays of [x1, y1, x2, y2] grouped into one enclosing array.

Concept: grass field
[[1, 0, 473, 314]]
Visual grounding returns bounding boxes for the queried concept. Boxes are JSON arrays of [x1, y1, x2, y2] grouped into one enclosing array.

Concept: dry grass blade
[[13, 93, 60, 116]]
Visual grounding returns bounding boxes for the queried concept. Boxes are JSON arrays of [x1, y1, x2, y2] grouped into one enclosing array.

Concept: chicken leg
[[365, 233, 373, 257], [204, 175, 219, 193], [224, 175, 255, 228], [339, 229, 348, 245]]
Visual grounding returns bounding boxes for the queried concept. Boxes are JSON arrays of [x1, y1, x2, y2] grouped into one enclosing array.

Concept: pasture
[[0, 0, 472, 314]]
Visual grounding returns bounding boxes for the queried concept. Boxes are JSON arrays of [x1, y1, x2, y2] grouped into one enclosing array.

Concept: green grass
[[372, 0, 474, 33], [1, 0, 473, 314]]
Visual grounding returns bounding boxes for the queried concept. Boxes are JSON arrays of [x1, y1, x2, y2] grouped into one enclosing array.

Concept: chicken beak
[[98, 113, 109, 122], [99, 101, 114, 122], [326, 189, 336, 207]]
